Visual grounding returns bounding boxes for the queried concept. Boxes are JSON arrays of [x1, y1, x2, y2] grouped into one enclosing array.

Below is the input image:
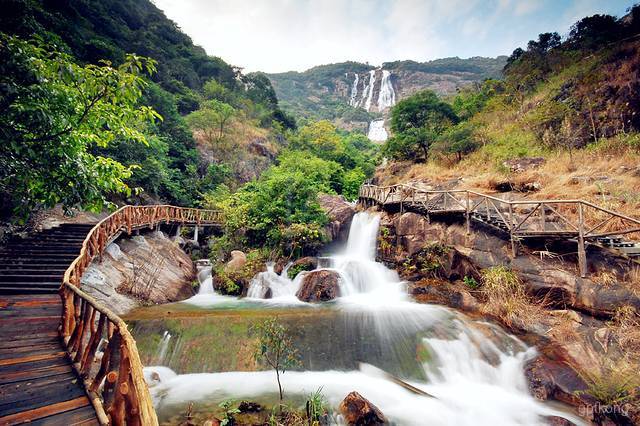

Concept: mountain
[[267, 56, 507, 138]]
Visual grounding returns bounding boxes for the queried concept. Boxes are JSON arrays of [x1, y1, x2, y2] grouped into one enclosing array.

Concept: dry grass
[[480, 266, 545, 329], [574, 358, 640, 407], [608, 305, 640, 363]]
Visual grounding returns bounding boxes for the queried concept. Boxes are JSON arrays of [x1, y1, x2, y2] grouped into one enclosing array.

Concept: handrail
[[59, 205, 222, 425], [359, 183, 640, 277]]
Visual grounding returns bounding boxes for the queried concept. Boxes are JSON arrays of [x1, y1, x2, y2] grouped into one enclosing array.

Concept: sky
[[152, 0, 634, 73]]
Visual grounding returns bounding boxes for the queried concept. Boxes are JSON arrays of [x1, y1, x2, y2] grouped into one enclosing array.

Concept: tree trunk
[[276, 370, 283, 401]]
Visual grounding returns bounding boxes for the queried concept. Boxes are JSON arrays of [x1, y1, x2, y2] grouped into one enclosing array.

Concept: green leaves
[[0, 34, 160, 218]]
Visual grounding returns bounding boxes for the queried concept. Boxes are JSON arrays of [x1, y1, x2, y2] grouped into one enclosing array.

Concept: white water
[[348, 72, 359, 107], [363, 70, 376, 111], [377, 69, 396, 110], [145, 213, 582, 425], [367, 119, 388, 142], [154, 331, 171, 364]]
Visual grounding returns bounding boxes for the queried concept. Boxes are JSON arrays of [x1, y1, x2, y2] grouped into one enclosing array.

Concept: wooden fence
[[60, 205, 222, 425], [359, 183, 640, 277]]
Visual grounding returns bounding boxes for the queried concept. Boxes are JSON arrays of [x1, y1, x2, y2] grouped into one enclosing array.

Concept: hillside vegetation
[[267, 57, 506, 129], [378, 6, 640, 222], [1, 0, 294, 219]]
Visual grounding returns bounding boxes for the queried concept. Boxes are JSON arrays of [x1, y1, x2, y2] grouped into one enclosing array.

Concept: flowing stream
[[127, 213, 582, 425]]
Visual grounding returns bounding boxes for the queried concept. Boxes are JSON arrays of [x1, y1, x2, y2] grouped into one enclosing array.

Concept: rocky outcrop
[[318, 194, 355, 242], [409, 279, 479, 313], [81, 231, 196, 315], [339, 391, 388, 425], [225, 250, 247, 273], [287, 256, 318, 279], [296, 270, 340, 302], [384, 211, 640, 317]]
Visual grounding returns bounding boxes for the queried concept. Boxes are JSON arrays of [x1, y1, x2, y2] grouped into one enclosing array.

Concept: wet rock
[[238, 401, 263, 413], [409, 279, 479, 313], [503, 157, 545, 173], [288, 256, 318, 278], [225, 250, 246, 273], [544, 416, 576, 426], [318, 194, 355, 242], [296, 270, 340, 302], [339, 391, 388, 425], [524, 356, 587, 407]]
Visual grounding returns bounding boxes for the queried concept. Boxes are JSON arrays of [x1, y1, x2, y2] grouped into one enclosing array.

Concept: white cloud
[[151, 0, 632, 72]]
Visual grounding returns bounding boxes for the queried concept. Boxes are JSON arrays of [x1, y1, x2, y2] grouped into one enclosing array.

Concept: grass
[[609, 305, 640, 363], [479, 266, 544, 329], [575, 359, 639, 407]]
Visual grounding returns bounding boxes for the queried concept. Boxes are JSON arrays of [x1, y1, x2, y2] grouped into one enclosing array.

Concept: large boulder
[[318, 194, 355, 242], [225, 250, 247, 273], [296, 270, 340, 302], [339, 391, 388, 425]]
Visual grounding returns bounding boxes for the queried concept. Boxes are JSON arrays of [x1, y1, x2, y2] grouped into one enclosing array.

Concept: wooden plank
[[0, 377, 87, 416], [0, 396, 91, 425], [0, 365, 71, 385], [29, 406, 99, 425]]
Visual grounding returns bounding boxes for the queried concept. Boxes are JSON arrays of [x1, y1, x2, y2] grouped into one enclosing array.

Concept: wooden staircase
[[0, 224, 100, 425]]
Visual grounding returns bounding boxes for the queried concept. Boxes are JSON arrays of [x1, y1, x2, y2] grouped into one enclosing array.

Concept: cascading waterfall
[[363, 70, 376, 111], [377, 70, 396, 110], [348, 72, 359, 107], [367, 119, 388, 142], [142, 212, 582, 425], [154, 331, 171, 364]]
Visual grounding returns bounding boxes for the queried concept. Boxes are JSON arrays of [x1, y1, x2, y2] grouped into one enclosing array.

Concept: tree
[[0, 34, 160, 218], [433, 123, 479, 162], [384, 90, 459, 161], [252, 317, 300, 401], [185, 99, 235, 145]]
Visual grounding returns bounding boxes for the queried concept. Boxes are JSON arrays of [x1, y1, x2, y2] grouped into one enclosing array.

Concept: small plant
[[252, 317, 301, 401], [403, 243, 449, 278], [305, 387, 328, 425], [463, 275, 479, 290], [219, 400, 241, 426], [575, 361, 639, 408]]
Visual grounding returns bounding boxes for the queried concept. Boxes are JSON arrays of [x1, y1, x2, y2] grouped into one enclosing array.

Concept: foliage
[[185, 99, 236, 144], [433, 122, 479, 161], [252, 317, 300, 401], [383, 90, 459, 161], [0, 34, 160, 217], [305, 387, 329, 425], [463, 276, 479, 290], [575, 361, 639, 407], [402, 243, 449, 278], [218, 400, 241, 426]]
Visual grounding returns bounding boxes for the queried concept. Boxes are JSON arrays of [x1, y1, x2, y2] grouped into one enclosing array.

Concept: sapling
[[252, 317, 300, 401]]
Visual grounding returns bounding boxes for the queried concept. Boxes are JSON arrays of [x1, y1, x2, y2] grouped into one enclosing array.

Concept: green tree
[[433, 123, 479, 161], [0, 34, 160, 217], [252, 317, 300, 401], [185, 99, 236, 145], [384, 90, 459, 161]]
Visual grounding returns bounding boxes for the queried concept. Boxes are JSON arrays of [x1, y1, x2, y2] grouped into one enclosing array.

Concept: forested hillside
[[1, 0, 293, 218], [267, 56, 506, 130], [379, 6, 640, 222]]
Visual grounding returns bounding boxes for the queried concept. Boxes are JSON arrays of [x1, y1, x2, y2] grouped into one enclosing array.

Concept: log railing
[[359, 183, 640, 277], [60, 205, 222, 425]]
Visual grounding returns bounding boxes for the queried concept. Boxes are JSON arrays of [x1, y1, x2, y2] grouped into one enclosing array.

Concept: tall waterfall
[[377, 70, 396, 110], [348, 72, 359, 107], [367, 119, 388, 142], [363, 70, 376, 111]]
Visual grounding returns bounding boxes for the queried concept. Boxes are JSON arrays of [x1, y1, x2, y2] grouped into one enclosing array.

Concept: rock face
[[225, 250, 247, 273], [296, 270, 340, 302], [318, 194, 355, 242], [81, 231, 196, 315], [339, 391, 388, 425], [503, 157, 546, 173], [385, 212, 640, 317], [287, 256, 318, 278]]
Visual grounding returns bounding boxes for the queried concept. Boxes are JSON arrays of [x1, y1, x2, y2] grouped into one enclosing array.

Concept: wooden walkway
[[360, 183, 640, 277], [0, 224, 99, 425]]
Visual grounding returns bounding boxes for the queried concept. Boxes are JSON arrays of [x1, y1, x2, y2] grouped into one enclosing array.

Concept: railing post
[[540, 203, 546, 232], [509, 203, 517, 257], [465, 192, 471, 235], [578, 203, 588, 277]]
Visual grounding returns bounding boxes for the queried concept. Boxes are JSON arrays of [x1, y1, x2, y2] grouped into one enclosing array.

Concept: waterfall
[[155, 331, 171, 364], [348, 72, 359, 107], [362, 70, 376, 111], [144, 211, 582, 425], [377, 70, 396, 110], [197, 266, 213, 295], [367, 119, 388, 142]]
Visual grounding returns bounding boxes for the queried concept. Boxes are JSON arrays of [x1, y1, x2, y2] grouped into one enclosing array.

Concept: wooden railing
[[59, 205, 222, 425], [360, 183, 640, 277]]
